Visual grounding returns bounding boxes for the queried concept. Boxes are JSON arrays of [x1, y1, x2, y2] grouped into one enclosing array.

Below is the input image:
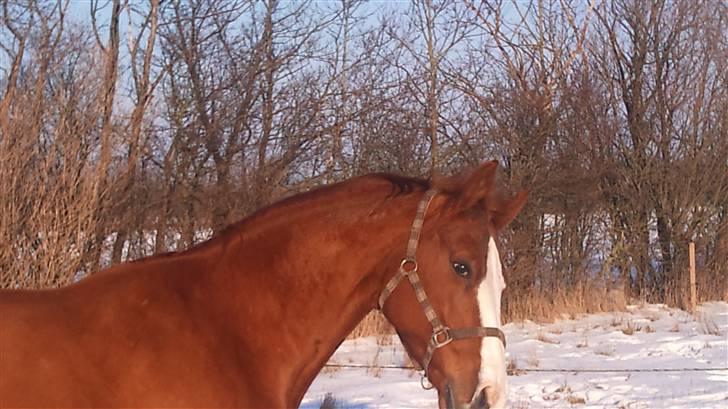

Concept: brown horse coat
[[1, 163, 526, 408]]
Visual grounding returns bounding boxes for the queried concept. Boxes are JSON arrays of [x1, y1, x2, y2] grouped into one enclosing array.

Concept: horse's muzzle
[[443, 385, 490, 409], [469, 389, 489, 409]]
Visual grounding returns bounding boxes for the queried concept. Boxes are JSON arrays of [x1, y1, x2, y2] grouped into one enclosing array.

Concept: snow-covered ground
[[302, 302, 728, 408]]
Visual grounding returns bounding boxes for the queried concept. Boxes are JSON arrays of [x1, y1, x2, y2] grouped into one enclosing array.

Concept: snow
[[302, 302, 728, 408]]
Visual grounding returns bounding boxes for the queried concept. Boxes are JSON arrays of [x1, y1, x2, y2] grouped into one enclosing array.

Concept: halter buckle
[[431, 327, 453, 348]]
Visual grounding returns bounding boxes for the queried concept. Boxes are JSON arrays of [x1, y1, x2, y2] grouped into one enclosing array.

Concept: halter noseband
[[378, 189, 507, 389]]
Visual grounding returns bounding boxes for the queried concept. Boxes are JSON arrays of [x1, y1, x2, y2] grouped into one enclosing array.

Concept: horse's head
[[380, 161, 527, 409]]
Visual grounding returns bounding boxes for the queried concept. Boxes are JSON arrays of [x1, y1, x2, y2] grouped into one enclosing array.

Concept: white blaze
[[474, 237, 507, 408]]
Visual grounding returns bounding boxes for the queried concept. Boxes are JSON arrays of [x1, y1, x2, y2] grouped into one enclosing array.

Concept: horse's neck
[[208, 185, 418, 405]]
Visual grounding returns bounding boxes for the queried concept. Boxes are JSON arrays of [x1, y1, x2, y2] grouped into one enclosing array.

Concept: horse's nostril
[[471, 389, 489, 409]]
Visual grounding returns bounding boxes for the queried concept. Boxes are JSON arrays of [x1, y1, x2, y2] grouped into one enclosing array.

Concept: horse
[[0, 161, 527, 409]]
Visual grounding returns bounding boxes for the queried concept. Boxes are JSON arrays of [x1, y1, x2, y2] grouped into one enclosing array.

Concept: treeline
[[1, 0, 726, 315]]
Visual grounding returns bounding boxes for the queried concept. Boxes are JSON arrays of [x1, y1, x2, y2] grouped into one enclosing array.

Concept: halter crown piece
[[378, 189, 506, 390]]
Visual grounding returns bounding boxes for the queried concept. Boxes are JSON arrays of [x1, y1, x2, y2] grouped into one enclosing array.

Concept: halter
[[378, 189, 507, 389]]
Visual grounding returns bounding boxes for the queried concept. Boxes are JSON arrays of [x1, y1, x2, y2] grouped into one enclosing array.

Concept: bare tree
[[0, 1, 104, 287], [109, 0, 164, 264], [591, 0, 728, 300], [2, 0, 725, 318]]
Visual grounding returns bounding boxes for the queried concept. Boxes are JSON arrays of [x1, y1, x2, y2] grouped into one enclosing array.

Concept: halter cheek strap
[[378, 189, 507, 389]]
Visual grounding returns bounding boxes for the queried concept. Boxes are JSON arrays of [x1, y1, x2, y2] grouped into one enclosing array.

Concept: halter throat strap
[[377, 189, 507, 386]]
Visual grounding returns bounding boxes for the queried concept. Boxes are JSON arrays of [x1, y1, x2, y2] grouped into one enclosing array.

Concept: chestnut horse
[[0, 161, 526, 408]]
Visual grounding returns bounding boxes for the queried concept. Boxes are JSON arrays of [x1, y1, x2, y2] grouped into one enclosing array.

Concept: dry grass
[[367, 347, 383, 378], [566, 394, 587, 405], [510, 399, 531, 409], [696, 312, 723, 336], [505, 285, 626, 324], [549, 327, 564, 335], [319, 393, 339, 409], [576, 337, 589, 348], [554, 384, 571, 394], [349, 285, 631, 340], [348, 311, 393, 338], [319, 365, 342, 374], [645, 312, 661, 322], [621, 320, 641, 335], [543, 382, 586, 404], [536, 332, 560, 344], [507, 357, 526, 376], [526, 352, 540, 368], [376, 332, 395, 347]]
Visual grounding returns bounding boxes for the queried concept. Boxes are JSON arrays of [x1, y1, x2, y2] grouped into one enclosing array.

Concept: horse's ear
[[455, 161, 498, 210], [490, 190, 528, 231]]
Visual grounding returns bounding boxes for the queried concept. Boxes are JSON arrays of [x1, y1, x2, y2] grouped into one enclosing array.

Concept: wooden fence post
[[689, 241, 696, 312]]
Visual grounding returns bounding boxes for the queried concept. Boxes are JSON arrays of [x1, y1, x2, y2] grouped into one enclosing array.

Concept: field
[[302, 302, 728, 408]]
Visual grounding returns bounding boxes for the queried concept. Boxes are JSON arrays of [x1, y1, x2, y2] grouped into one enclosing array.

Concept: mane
[[131, 173, 437, 264], [370, 173, 431, 195], [235, 172, 432, 225]]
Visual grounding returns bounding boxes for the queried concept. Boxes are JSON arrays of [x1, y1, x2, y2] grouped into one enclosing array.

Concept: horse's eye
[[452, 262, 471, 278]]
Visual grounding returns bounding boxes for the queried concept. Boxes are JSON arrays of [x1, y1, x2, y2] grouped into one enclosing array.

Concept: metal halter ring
[[399, 258, 418, 273], [420, 373, 435, 390]]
